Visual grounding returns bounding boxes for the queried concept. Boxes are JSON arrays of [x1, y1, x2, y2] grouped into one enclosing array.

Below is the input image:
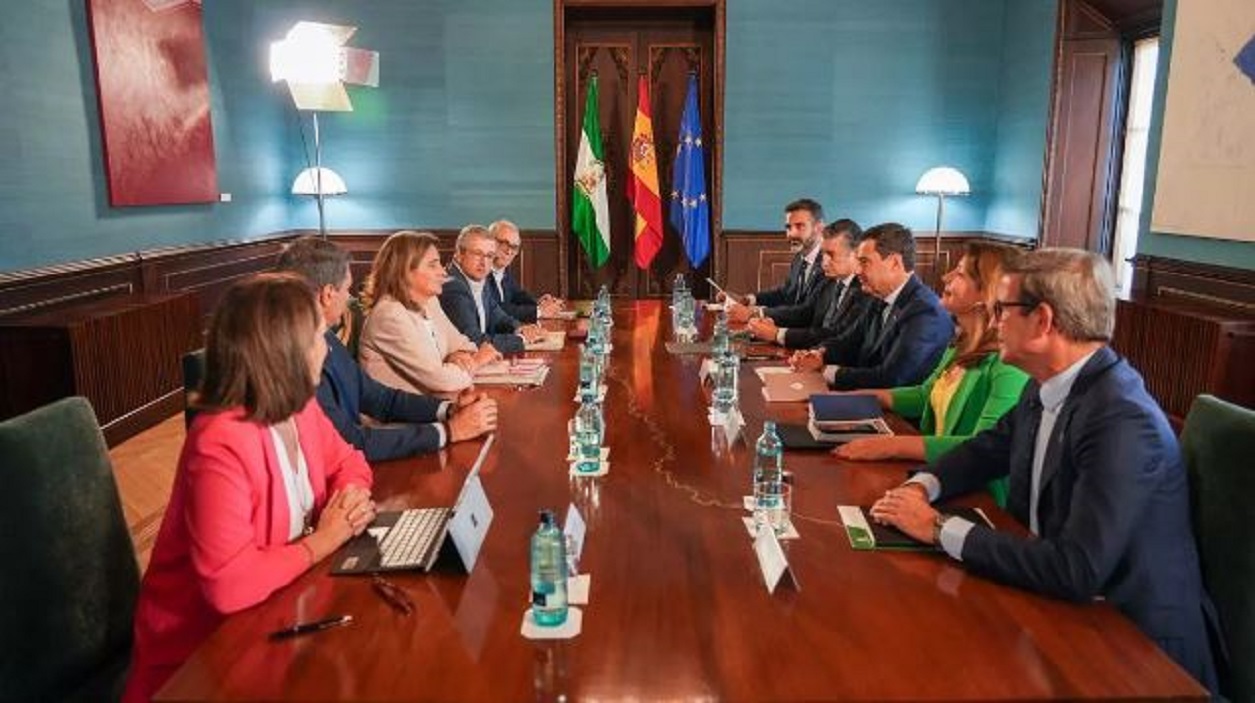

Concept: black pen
[[268, 614, 354, 640]]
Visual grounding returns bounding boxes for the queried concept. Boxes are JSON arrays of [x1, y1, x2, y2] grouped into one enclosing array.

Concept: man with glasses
[[487, 219, 565, 323], [440, 224, 544, 354], [869, 248, 1218, 692]]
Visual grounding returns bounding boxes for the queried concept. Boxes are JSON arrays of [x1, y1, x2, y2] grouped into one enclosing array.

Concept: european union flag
[[669, 73, 710, 268]]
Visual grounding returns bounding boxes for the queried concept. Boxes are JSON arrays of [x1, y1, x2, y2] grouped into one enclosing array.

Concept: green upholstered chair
[[1182, 394, 1255, 702], [183, 348, 206, 428], [0, 396, 140, 702]]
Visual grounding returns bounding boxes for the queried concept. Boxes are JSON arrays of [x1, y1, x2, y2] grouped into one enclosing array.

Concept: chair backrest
[[0, 396, 140, 703], [183, 348, 206, 428], [1182, 394, 1255, 701]]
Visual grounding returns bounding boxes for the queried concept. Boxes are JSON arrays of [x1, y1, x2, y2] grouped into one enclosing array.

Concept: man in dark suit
[[486, 219, 564, 323], [277, 237, 497, 462], [791, 222, 952, 389], [746, 219, 873, 349], [726, 198, 827, 324], [440, 224, 544, 355], [871, 249, 1218, 691]]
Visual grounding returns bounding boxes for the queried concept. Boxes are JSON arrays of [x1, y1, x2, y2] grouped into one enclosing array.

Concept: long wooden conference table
[[157, 301, 1206, 701]]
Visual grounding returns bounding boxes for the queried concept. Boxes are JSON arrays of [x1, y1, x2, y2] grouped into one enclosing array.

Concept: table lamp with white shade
[[915, 166, 971, 283]]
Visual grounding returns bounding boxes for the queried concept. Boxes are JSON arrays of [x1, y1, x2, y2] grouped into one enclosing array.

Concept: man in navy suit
[[746, 219, 874, 349], [791, 222, 953, 389], [871, 249, 1218, 691], [277, 237, 497, 462], [440, 224, 545, 355], [486, 219, 565, 323], [726, 198, 827, 323]]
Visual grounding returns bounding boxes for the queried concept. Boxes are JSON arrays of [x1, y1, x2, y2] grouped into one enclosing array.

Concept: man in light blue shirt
[[869, 248, 1218, 691]]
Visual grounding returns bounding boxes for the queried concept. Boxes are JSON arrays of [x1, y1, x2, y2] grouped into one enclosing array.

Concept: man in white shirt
[[440, 225, 544, 354], [869, 248, 1218, 691], [725, 198, 826, 323], [486, 219, 564, 323]]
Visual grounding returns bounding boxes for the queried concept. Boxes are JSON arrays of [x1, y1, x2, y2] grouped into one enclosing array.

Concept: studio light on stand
[[270, 21, 378, 237], [915, 166, 970, 285]]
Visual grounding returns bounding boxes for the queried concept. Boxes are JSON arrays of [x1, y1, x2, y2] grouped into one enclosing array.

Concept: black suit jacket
[[316, 331, 444, 461], [821, 274, 953, 389], [439, 264, 525, 354], [755, 245, 822, 308], [928, 346, 1218, 690], [488, 269, 539, 323], [774, 276, 874, 349]]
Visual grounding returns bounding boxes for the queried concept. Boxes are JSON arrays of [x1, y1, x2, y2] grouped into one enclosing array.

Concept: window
[[1111, 37, 1160, 296]]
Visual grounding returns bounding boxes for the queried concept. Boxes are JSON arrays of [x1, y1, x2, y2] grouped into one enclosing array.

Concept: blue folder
[[808, 394, 882, 422]]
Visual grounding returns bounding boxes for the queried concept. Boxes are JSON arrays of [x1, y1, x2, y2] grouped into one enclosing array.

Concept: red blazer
[[123, 399, 373, 703]]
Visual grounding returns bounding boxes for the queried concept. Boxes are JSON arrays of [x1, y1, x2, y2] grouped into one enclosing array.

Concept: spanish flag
[[628, 75, 664, 270]]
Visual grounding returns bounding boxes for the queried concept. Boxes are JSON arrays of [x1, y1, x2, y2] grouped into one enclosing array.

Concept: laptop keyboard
[[379, 508, 450, 568]]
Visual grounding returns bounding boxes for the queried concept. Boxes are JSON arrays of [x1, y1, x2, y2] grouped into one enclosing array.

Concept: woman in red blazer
[[124, 275, 376, 703]]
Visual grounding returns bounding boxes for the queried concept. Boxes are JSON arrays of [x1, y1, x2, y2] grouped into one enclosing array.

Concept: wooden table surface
[[156, 301, 1206, 702]]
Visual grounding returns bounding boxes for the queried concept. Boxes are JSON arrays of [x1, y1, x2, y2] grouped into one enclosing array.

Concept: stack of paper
[[473, 358, 550, 386], [807, 394, 892, 441]]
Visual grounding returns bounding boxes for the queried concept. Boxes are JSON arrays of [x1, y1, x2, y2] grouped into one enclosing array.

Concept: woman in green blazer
[[834, 242, 1029, 506]]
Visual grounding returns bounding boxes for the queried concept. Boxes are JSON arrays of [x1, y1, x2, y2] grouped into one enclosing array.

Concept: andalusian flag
[[572, 75, 610, 268], [628, 75, 663, 269]]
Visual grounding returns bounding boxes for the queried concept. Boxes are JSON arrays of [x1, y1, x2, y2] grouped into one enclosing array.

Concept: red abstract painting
[[86, 0, 217, 206]]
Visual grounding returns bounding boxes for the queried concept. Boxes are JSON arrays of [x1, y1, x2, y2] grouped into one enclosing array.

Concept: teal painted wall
[[0, 0, 1058, 273], [0, 2, 292, 273], [1139, 0, 1255, 270], [984, 0, 1056, 239], [725, 0, 1011, 232]]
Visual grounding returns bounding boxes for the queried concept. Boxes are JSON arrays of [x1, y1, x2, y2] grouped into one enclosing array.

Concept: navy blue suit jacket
[[440, 264, 525, 354], [822, 274, 953, 389], [928, 346, 1218, 689], [315, 331, 445, 462], [488, 269, 539, 323], [755, 246, 822, 308]]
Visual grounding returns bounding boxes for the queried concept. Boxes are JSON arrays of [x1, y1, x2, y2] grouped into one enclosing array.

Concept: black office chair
[[183, 348, 206, 428], [0, 396, 140, 702], [1182, 394, 1255, 701]]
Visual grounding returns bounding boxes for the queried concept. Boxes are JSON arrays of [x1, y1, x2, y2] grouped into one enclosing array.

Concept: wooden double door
[[557, 3, 722, 300]]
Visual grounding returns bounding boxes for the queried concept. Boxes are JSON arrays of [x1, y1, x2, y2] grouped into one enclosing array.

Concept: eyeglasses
[[371, 575, 415, 616], [495, 239, 520, 253], [464, 249, 495, 261], [992, 299, 1039, 320]]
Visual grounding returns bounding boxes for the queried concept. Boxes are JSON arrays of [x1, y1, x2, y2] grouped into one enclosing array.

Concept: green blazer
[[889, 347, 1029, 506]]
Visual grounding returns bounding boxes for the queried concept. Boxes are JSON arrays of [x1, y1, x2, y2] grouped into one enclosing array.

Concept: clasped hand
[[868, 484, 937, 544]]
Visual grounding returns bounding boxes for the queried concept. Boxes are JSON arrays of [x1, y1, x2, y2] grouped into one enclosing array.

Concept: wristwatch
[[932, 513, 950, 546]]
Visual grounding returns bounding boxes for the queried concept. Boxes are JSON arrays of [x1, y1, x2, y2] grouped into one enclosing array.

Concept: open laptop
[[332, 435, 495, 575]]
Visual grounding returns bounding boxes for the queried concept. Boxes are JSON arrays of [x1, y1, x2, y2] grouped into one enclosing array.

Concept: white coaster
[[520, 606, 583, 640], [565, 446, 609, 461], [569, 458, 610, 477], [741, 515, 800, 541], [567, 574, 591, 605]]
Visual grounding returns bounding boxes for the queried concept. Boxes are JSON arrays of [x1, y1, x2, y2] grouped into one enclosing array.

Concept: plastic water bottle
[[578, 343, 596, 389], [752, 421, 785, 534], [671, 274, 689, 335], [574, 393, 603, 473], [712, 351, 740, 414], [530, 510, 569, 626], [711, 309, 731, 358]]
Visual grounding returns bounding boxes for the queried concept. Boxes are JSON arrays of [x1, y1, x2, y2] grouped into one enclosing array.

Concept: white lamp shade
[[292, 167, 347, 196], [915, 167, 971, 196]]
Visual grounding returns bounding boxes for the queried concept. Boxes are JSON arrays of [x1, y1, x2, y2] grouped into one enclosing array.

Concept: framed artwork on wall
[[86, 0, 218, 206]]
